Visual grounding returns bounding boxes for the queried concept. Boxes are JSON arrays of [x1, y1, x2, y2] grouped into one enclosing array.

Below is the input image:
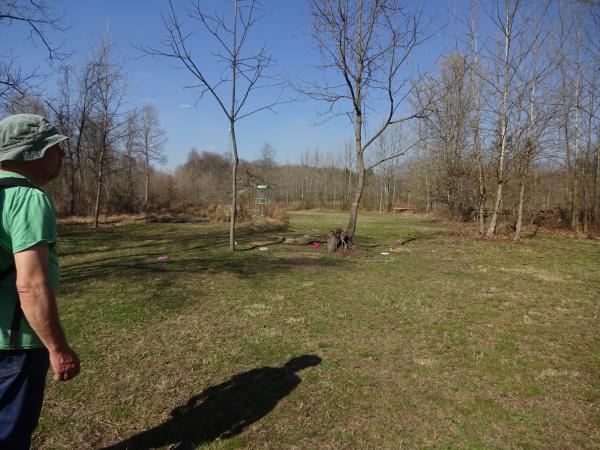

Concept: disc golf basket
[[256, 184, 270, 216]]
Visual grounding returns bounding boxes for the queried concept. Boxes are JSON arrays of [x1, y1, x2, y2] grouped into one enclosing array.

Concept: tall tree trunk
[[582, 160, 588, 234], [70, 115, 86, 215], [228, 0, 239, 251], [571, 50, 581, 231], [144, 156, 150, 211], [392, 172, 398, 211], [385, 179, 390, 212], [69, 166, 77, 215], [473, 117, 485, 236], [470, 0, 485, 234], [128, 156, 136, 210], [229, 122, 239, 251], [594, 128, 600, 222], [346, 157, 365, 239], [583, 81, 594, 233], [93, 144, 106, 228], [74, 143, 83, 215], [515, 45, 538, 240], [346, 89, 364, 240], [564, 107, 575, 228], [300, 163, 304, 209], [487, 174, 505, 235], [486, 0, 511, 237], [514, 178, 525, 240], [61, 138, 75, 216], [477, 150, 485, 234], [379, 174, 384, 213]]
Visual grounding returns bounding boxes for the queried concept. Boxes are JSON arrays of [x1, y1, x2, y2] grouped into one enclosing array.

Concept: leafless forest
[[2, 0, 599, 239]]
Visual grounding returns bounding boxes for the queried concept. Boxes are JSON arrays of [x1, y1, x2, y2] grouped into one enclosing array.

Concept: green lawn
[[35, 211, 599, 449]]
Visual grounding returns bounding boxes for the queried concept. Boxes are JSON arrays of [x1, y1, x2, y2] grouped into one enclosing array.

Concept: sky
[[3, 0, 455, 169]]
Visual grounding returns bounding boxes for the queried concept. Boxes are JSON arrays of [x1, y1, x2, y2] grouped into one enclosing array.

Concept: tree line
[[1, 0, 599, 244], [4, 38, 166, 227]]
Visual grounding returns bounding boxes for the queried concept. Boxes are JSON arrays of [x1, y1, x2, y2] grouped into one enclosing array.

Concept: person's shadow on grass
[[101, 355, 322, 450]]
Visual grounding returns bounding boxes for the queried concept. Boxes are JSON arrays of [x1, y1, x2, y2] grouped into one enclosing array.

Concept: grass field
[[34, 211, 599, 449]]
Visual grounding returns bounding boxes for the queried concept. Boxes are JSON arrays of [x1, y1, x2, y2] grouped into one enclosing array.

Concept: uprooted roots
[[327, 228, 353, 253]]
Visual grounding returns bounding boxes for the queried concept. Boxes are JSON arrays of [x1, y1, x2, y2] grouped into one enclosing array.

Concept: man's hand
[[49, 346, 80, 381]]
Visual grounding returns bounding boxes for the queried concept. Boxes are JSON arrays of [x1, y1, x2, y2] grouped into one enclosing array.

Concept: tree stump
[[327, 228, 352, 253]]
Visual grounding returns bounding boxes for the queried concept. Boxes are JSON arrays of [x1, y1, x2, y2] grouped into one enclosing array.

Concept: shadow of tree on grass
[[57, 224, 350, 292], [400, 232, 441, 246], [100, 355, 322, 450], [60, 251, 346, 290]]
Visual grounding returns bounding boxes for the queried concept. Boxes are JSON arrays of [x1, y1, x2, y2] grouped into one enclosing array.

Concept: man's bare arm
[[14, 244, 80, 381]]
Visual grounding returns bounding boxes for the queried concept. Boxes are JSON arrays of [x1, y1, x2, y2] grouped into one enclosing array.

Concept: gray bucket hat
[[0, 114, 68, 162]]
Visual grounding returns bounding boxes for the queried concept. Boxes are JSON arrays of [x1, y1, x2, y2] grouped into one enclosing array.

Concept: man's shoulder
[[0, 173, 42, 196], [0, 185, 52, 217], [0, 174, 48, 200], [0, 174, 55, 230]]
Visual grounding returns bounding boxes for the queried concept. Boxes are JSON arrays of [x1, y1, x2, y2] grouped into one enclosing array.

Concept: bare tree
[[88, 37, 128, 228], [257, 141, 276, 182], [258, 142, 276, 167], [51, 65, 77, 209], [138, 103, 167, 210], [304, 0, 429, 248], [511, 0, 553, 240], [419, 53, 474, 221], [141, 0, 281, 251], [554, 0, 598, 232], [69, 61, 97, 214], [372, 122, 404, 212], [468, 0, 486, 234], [122, 111, 141, 210], [0, 0, 66, 106], [480, 0, 520, 236]]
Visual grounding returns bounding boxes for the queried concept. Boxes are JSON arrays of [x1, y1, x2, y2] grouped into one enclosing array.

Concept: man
[[0, 114, 80, 449]]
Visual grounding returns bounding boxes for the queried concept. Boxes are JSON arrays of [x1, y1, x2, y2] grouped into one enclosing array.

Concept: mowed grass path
[[35, 212, 599, 449]]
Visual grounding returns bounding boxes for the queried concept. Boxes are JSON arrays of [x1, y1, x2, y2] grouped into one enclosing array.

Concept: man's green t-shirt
[[0, 171, 59, 349]]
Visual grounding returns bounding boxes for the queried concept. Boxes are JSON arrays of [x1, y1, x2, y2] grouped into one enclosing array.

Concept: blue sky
[[3, 0, 455, 169]]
